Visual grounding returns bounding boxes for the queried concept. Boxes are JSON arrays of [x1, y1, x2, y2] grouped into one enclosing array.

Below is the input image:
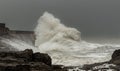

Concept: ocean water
[[1, 12, 120, 66]]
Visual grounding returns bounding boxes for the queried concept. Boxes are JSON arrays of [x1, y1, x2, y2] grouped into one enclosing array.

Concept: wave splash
[[34, 12, 120, 66], [1, 12, 120, 66], [34, 12, 81, 47]]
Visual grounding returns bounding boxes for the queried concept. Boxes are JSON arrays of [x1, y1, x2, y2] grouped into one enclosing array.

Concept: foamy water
[[1, 12, 120, 66]]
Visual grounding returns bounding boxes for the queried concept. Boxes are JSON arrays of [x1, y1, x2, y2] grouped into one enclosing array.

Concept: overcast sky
[[0, 0, 120, 37]]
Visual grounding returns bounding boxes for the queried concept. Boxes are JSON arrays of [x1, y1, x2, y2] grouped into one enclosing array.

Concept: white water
[[1, 12, 120, 66]]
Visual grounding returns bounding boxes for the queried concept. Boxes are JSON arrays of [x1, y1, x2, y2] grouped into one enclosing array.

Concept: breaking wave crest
[[34, 12, 81, 47]]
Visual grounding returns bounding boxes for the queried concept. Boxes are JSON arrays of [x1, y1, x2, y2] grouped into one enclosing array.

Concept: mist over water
[[1, 12, 120, 66]]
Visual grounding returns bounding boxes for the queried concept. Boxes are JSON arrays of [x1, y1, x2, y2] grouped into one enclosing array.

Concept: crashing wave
[[1, 12, 120, 66], [34, 12, 81, 47], [34, 12, 120, 66]]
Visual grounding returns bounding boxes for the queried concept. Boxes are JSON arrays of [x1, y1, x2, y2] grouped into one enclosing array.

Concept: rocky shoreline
[[0, 49, 63, 71], [0, 23, 120, 71], [0, 49, 120, 71]]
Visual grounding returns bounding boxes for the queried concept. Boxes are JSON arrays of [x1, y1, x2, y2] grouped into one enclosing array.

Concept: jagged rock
[[0, 49, 52, 66], [16, 49, 33, 62], [0, 63, 30, 71], [0, 49, 120, 71], [0, 49, 54, 71], [111, 49, 120, 65], [0, 49, 33, 62], [0, 57, 25, 63], [112, 49, 120, 60], [33, 52, 52, 66], [29, 62, 52, 71], [0, 62, 53, 71]]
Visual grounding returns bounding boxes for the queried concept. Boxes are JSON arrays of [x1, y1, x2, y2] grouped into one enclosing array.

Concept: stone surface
[[1, 47, 120, 71], [33, 52, 52, 66], [112, 49, 120, 60], [0, 49, 56, 71], [0, 49, 69, 71], [110, 49, 120, 65]]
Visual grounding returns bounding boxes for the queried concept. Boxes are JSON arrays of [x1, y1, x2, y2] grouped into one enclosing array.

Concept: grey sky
[[0, 0, 120, 37]]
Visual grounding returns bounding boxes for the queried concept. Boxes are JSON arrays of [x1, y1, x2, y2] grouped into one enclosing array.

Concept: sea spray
[[1, 37, 39, 52], [1, 12, 120, 66], [34, 12, 81, 47], [34, 12, 120, 66]]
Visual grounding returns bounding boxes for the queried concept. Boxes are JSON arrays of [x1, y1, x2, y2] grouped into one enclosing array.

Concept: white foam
[[34, 12, 120, 66], [34, 12, 81, 47]]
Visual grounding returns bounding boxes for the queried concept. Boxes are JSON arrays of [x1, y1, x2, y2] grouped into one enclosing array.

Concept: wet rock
[[15, 65, 30, 71], [52, 65, 67, 71], [52, 65, 64, 69], [0, 57, 25, 63], [0, 62, 53, 71], [29, 62, 52, 71], [0, 49, 52, 66], [112, 49, 120, 60], [16, 49, 33, 62], [0, 49, 33, 62], [0, 63, 28, 71], [2, 48, 120, 71], [33, 52, 52, 66], [111, 49, 120, 65], [0, 49, 54, 71]]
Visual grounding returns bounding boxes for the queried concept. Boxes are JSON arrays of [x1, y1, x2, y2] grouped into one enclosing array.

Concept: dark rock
[[112, 49, 120, 60], [15, 65, 30, 71], [52, 65, 67, 71], [110, 49, 120, 65], [0, 57, 26, 64], [0, 23, 5, 28], [0, 62, 53, 71], [0, 63, 31, 71], [33, 52, 52, 66], [16, 49, 33, 62], [0, 49, 52, 66], [0, 49, 56, 71], [0, 49, 33, 62], [29, 62, 52, 71], [52, 65, 64, 69]]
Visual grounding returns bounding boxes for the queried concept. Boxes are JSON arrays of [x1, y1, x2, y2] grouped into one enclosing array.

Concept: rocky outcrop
[[1, 49, 120, 71], [0, 49, 55, 71], [32, 52, 52, 66], [110, 49, 120, 65]]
